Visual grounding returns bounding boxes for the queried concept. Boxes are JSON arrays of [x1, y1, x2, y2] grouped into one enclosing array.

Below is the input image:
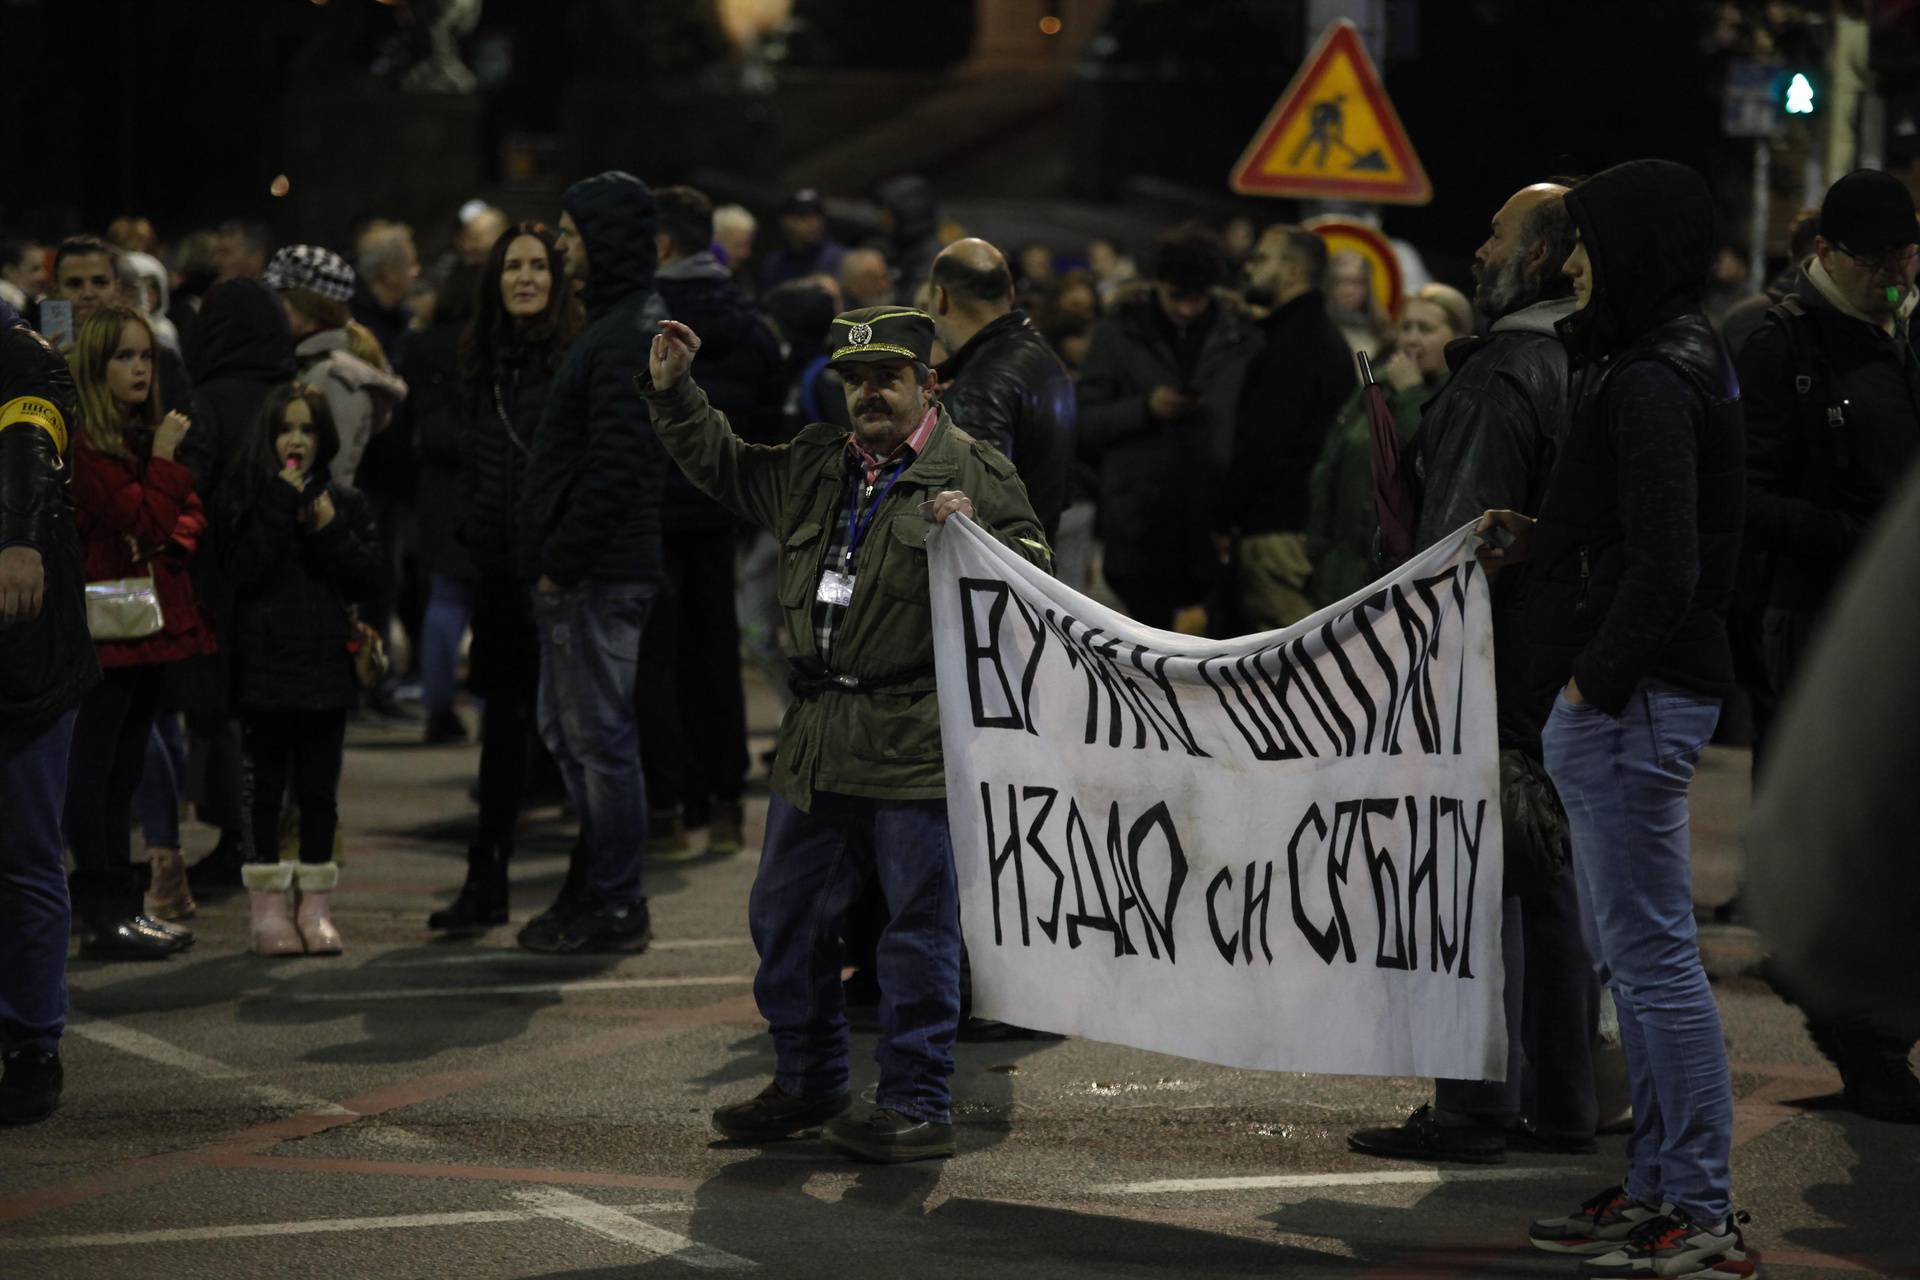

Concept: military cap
[[826, 306, 935, 368]]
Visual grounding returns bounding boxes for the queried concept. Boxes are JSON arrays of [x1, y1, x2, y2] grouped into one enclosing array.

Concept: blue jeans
[[422, 574, 474, 717], [1437, 869, 1599, 1139], [136, 711, 187, 848], [531, 580, 654, 907], [1543, 681, 1730, 1226], [0, 709, 77, 1054], [751, 793, 961, 1124]]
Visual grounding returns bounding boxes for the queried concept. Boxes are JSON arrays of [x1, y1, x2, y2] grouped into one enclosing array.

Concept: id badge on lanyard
[[819, 460, 908, 606]]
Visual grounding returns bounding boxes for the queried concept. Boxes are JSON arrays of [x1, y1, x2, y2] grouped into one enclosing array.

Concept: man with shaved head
[[1348, 181, 1600, 1167], [929, 238, 1075, 536]]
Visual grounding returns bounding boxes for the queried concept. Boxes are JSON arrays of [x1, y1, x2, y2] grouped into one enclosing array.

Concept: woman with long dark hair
[[65, 304, 216, 960], [426, 221, 582, 932]]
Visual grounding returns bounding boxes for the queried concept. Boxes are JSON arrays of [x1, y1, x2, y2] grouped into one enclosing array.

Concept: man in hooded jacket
[[1480, 160, 1751, 1275], [177, 278, 299, 889], [516, 170, 670, 955]]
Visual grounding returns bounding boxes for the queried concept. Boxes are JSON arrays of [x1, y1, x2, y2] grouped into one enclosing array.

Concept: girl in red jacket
[[65, 304, 216, 961]]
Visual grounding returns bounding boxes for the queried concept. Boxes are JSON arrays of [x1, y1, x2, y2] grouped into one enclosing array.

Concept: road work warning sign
[[1229, 19, 1432, 205]]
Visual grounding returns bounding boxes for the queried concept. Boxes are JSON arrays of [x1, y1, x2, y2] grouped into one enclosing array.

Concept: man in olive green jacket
[[639, 306, 1048, 1163]]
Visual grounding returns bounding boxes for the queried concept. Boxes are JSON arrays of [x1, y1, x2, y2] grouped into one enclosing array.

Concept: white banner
[[931, 519, 1506, 1079]]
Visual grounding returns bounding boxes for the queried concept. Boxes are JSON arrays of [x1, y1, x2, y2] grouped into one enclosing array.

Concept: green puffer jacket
[[638, 371, 1051, 811]]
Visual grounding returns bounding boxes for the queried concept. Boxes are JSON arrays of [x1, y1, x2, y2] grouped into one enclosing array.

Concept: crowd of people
[[2, 154, 1916, 1275]]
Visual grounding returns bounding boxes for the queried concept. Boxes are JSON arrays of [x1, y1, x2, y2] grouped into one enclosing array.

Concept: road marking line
[[378, 938, 750, 967], [65, 1019, 352, 1116], [285, 975, 755, 1001], [0, 1200, 692, 1251], [1105, 1166, 1590, 1194], [511, 1188, 755, 1270]]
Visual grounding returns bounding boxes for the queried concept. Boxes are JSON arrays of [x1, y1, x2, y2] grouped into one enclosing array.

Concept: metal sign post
[[1725, 61, 1785, 292]]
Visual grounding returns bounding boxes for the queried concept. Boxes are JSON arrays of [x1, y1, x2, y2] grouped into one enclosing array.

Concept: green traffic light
[[1784, 71, 1815, 115]]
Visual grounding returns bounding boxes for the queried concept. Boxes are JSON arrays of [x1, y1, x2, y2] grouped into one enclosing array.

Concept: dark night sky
[[0, 0, 1767, 278]]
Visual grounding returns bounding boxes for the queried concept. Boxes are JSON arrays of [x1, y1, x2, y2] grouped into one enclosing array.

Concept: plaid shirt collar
[[846, 406, 939, 484]]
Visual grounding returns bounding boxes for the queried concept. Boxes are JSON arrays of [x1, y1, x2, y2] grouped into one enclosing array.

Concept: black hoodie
[[519, 171, 670, 585], [1526, 159, 1746, 715], [184, 278, 297, 510]]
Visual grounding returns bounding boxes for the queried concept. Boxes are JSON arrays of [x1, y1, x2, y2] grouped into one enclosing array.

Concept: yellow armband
[[0, 396, 68, 457]]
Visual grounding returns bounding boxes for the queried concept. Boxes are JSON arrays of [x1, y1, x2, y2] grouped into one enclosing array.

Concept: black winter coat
[[519, 171, 669, 585], [226, 473, 387, 711], [1229, 290, 1356, 535], [401, 320, 474, 581], [1528, 160, 1745, 716], [654, 252, 786, 533], [1737, 269, 1920, 615], [462, 355, 547, 581], [1077, 287, 1259, 590], [1414, 295, 1576, 752], [168, 278, 296, 716], [0, 310, 99, 734], [936, 309, 1076, 539]]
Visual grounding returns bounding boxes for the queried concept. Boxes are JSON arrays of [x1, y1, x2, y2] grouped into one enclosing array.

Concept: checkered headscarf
[[262, 245, 357, 302]]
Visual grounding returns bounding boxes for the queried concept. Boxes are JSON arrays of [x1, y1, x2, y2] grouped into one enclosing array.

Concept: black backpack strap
[[1764, 294, 1849, 473]]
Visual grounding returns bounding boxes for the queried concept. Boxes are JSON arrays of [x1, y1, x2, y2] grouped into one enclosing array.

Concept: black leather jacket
[[1413, 295, 1576, 751], [936, 310, 1075, 538], [0, 311, 100, 734], [1413, 297, 1576, 549]]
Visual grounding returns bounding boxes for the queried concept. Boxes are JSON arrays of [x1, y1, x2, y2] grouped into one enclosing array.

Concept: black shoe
[[429, 845, 509, 931], [133, 915, 194, 949], [78, 917, 181, 961], [521, 898, 651, 954], [1838, 1048, 1920, 1123], [1347, 1104, 1507, 1164], [0, 1048, 63, 1125], [423, 710, 468, 744], [515, 845, 590, 948], [822, 1107, 956, 1163], [712, 1081, 851, 1142]]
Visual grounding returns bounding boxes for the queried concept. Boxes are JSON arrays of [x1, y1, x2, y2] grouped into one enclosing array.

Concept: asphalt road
[[1, 700, 1915, 1279]]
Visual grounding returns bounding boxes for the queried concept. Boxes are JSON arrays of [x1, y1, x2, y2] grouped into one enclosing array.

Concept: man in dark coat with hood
[[636, 185, 785, 858], [0, 300, 97, 1123], [179, 278, 298, 889], [516, 170, 670, 956], [1480, 160, 1751, 1273]]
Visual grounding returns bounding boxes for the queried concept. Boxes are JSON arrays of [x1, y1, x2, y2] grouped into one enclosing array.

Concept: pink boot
[[241, 864, 303, 956], [293, 862, 344, 955]]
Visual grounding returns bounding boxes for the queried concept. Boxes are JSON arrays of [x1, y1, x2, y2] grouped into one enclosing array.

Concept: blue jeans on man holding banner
[[1542, 680, 1731, 1228], [530, 580, 655, 911], [750, 793, 961, 1124]]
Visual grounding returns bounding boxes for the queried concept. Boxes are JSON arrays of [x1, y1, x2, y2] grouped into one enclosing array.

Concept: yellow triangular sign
[[1229, 20, 1431, 205]]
